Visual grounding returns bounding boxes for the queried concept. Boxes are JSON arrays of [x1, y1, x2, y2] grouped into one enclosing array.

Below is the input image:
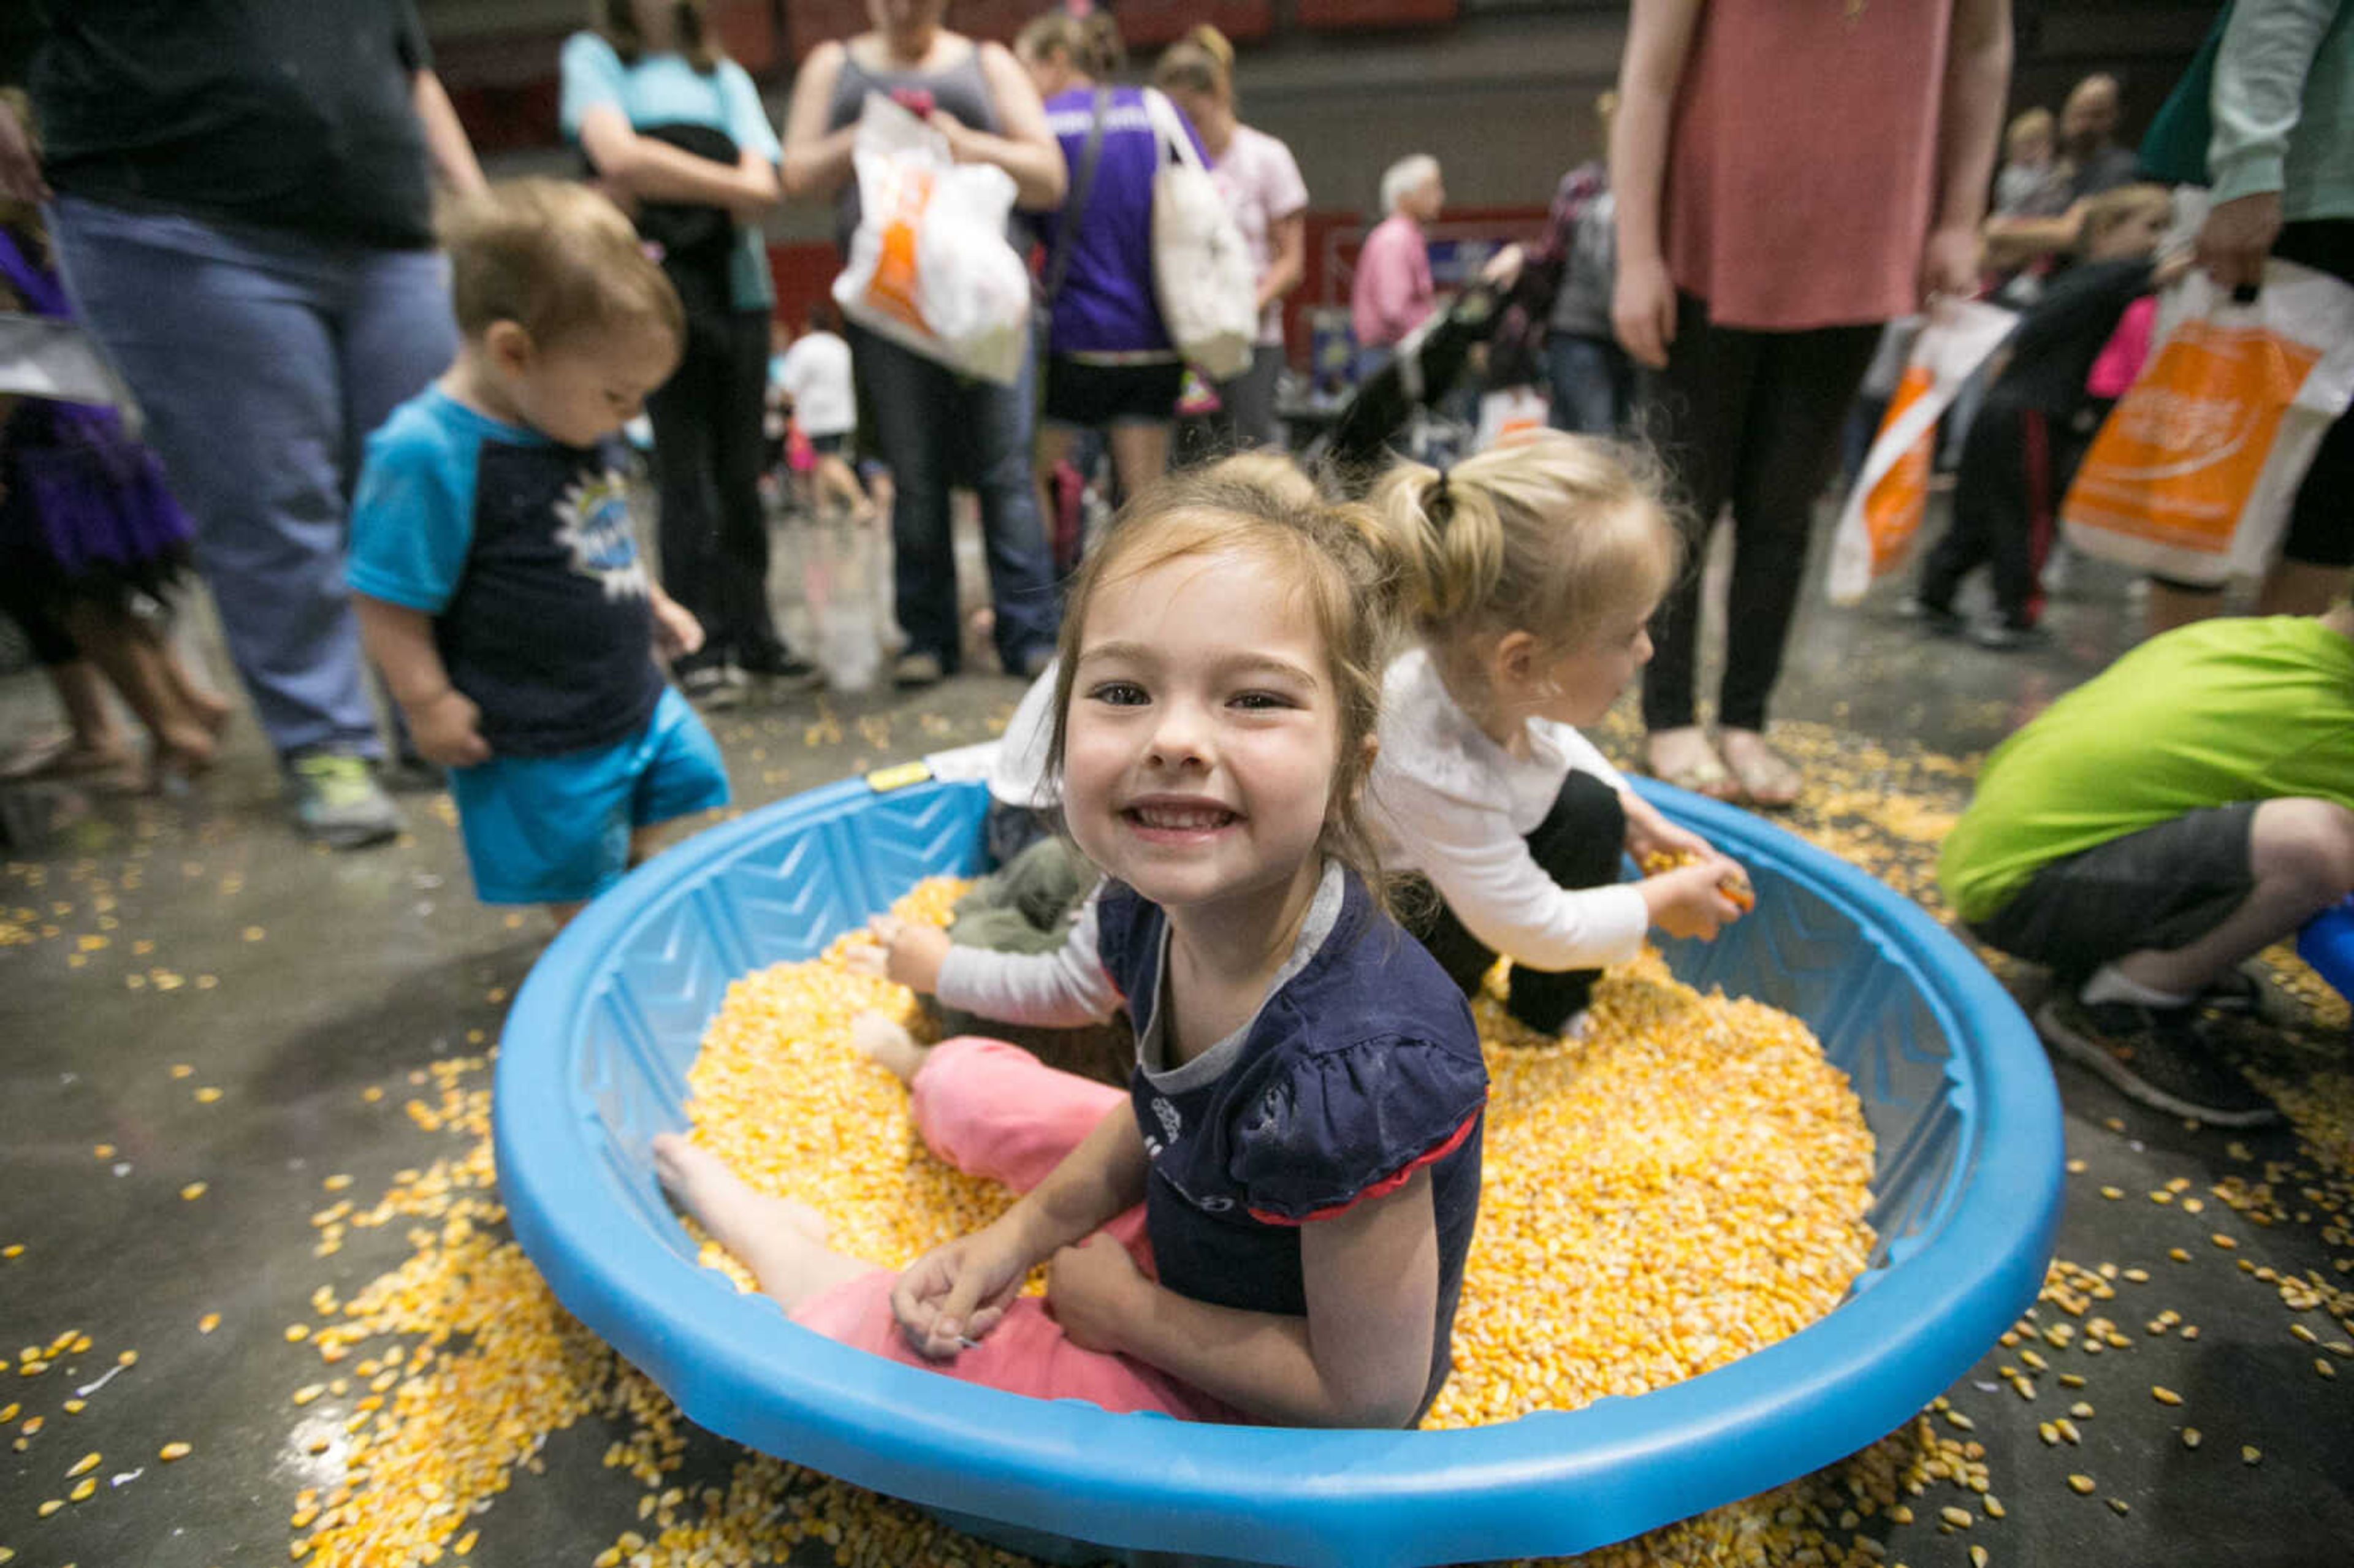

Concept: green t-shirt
[[1940, 616, 2354, 923]]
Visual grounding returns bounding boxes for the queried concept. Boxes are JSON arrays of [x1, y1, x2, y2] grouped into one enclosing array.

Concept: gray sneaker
[[286, 752, 403, 849]]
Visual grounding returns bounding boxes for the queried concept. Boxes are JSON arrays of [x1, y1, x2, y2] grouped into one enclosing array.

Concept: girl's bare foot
[[650, 1133, 862, 1311], [850, 1011, 929, 1083]]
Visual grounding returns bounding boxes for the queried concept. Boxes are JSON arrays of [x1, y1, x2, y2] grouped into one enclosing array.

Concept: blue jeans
[[1546, 333, 1631, 437], [47, 197, 455, 757], [847, 324, 1059, 674]]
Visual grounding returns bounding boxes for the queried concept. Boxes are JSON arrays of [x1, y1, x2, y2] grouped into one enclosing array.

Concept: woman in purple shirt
[[1016, 11, 1194, 535]]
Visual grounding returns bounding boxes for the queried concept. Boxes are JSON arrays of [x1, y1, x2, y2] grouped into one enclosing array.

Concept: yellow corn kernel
[[66, 1453, 99, 1479], [2066, 1474, 2095, 1495], [158, 1442, 191, 1461]]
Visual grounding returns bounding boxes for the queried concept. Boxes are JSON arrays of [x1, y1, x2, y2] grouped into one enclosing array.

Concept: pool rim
[[497, 774, 2063, 1568]]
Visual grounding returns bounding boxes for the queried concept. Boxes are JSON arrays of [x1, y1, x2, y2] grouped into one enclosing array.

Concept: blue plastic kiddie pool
[[2300, 896, 2354, 1004], [497, 755, 2064, 1567]]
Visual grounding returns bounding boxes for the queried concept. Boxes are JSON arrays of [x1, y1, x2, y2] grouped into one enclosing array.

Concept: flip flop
[[1719, 730, 1803, 810], [1643, 730, 1740, 801]]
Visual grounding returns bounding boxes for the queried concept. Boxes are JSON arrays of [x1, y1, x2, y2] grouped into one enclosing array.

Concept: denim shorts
[[448, 687, 729, 905]]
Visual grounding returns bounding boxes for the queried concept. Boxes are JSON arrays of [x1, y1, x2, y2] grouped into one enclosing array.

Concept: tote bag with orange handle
[[2062, 262, 2354, 586]]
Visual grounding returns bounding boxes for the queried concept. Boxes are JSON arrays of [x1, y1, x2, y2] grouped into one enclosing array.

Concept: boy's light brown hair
[[439, 178, 685, 351]]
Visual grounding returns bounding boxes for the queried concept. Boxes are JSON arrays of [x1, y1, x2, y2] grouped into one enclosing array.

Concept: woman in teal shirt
[[562, 0, 813, 695]]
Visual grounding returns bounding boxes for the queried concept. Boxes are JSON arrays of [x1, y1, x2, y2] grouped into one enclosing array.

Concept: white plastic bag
[[801, 511, 884, 694], [2062, 260, 2354, 585], [1824, 300, 2017, 605], [832, 94, 1031, 386], [1475, 386, 1549, 451], [1144, 89, 1257, 382]]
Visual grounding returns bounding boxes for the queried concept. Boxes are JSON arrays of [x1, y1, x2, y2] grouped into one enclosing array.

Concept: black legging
[[647, 306, 782, 664], [1407, 771, 1627, 1036], [1639, 292, 1881, 733]]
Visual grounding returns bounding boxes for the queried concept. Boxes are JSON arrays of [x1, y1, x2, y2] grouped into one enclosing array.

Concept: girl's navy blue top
[[1094, 864, 1488, 1420]]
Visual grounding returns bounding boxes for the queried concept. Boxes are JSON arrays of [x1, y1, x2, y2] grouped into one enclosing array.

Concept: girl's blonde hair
[[1045, 454, 1404, 904], [1376, 431, 1682, 706], [596, 1, 720, 72], [1154, 24, 1235, 105], [1016, 9, 1126, 79]]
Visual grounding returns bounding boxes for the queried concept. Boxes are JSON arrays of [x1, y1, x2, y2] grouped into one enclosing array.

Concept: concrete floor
[[2, 501, 2350, 1568]]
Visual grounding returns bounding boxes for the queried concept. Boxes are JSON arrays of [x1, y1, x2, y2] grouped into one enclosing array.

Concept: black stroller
[[1304, 278, 1507, 496]]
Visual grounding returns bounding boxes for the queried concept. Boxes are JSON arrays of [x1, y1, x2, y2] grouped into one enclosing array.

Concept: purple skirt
[[1, 400, 194, 589]]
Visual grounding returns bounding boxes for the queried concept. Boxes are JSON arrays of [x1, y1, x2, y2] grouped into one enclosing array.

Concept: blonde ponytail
[[1376, 432, 1683, 702]]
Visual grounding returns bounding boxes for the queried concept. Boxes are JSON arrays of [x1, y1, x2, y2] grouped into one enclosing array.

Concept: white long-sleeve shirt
[[1368, 648, 1648, 973], [935, 888, 1122, 1027]]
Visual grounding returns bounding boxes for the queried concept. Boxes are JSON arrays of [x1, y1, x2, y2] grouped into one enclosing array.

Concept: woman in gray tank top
[[781, 1, 1067, 688]]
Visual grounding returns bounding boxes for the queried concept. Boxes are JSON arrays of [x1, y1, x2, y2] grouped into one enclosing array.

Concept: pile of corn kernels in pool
[[26, 720, 2334, 1568], [681, 885, 1879, 1429]]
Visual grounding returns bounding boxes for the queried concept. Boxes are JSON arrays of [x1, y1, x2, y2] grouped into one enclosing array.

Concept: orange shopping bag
[[1825, 301, 2015, 605], [2062, 262, 2354, 585]]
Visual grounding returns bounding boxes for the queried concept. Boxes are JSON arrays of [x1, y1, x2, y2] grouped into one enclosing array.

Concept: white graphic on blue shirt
[[1151, 1095, 1183, 1145], [553, 468, 649, 601]]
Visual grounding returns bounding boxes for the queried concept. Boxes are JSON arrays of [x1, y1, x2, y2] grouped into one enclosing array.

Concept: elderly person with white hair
[[1351, 153, 1444, 374]]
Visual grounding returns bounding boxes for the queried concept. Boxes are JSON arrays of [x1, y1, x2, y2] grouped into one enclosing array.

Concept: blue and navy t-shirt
[[348, 388, 663, 757], [1094, 863, 1488, 1420]]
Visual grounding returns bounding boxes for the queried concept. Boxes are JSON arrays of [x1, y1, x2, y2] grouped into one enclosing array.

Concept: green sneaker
[[286, 752, 402, 849]]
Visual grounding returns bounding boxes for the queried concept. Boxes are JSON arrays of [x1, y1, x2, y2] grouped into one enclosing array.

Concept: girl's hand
[[1611, 254, 1678, 370], [891, 1226, 1030, 1360], [652, 596, 704, 662], [406, 689, 490, 769], [1622, 797, 1713, 869], [844, 915, 953, 994], [1640, 858, 1749, 942], [1045, 1234, 1144, 1355]]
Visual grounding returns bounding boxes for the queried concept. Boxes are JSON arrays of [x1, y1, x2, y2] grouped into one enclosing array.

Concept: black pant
[[1407, 771, 1626, 1035], [1638, 292, 1881, 733], [1919, 403, 2093, 628], [647, 306, 782, 663], [2276, 220, 2354, 569]]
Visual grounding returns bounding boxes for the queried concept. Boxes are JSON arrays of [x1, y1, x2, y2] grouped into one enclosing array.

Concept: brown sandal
[[1718, 728, 1802, 809], [1643, 728, 1741, 801]]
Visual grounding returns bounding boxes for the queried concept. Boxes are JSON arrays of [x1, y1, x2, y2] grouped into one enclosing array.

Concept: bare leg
[[1032, 424, 1078, 563], [651, 1133, 874, 1314], [61, 603, 215, 784], [1107, 422, 1172, 508], [850, 1010, 931, 1084], [154, 634, 232, 736], [2111, 798, 2354, 997], [2146, 578, 2226, 638], [2256, 558, 2350, 618], [1, 660, 133, 779]]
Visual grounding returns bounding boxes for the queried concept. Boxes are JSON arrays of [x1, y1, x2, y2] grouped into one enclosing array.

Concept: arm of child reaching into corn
[[848, 890, 1123, 1027]]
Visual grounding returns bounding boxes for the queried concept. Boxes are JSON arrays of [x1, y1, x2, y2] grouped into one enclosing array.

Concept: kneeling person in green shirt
[[1939, 602, 2354, 1126]]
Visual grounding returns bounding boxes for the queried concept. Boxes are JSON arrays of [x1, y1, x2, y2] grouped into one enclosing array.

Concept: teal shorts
[[448, 687, 729, 905]]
